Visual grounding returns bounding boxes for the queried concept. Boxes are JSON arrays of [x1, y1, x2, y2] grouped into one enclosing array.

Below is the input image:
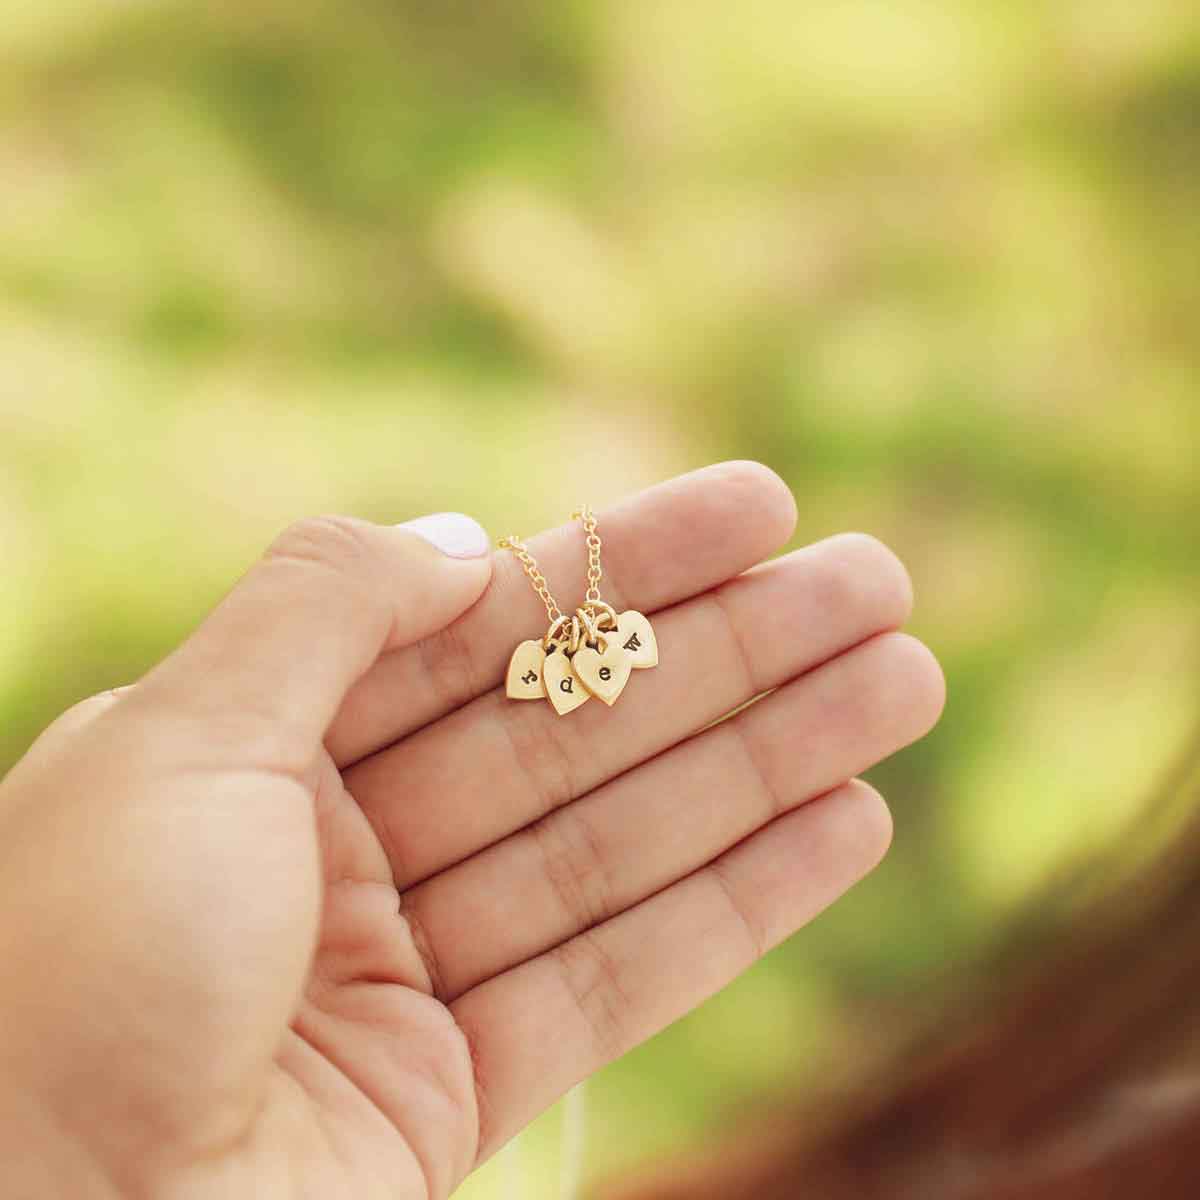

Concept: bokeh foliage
[[1, 1, 1198, 1194]]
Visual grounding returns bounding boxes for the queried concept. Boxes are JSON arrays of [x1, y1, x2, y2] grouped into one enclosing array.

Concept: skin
[[0, 462, 944, 1199]]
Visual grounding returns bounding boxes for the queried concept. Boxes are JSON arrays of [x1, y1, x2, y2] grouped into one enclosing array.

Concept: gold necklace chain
[[572, 505, 603, 606], [497, 534, 564, 624], [499, 505, 604, 624], [500, 504, 658, 714]]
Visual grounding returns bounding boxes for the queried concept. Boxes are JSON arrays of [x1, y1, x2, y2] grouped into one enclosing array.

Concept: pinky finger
[[452, 779, 892, 1161]]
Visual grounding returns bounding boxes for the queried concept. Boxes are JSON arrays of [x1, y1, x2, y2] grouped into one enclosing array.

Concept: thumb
[[139, 512, 492, 758]]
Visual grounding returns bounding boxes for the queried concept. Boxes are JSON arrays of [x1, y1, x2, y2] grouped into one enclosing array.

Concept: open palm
[[0, 463, 943, 1199]]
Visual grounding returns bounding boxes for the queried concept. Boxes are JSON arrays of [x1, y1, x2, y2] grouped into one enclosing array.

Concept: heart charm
[[573, 632, 633, 706], [505, 639, 547, 700], [614, 610, 658, 669], [544, 648, 590, 715]]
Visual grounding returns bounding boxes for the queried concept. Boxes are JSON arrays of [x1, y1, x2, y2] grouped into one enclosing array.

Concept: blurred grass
[[1, 1, 1198, 1195]]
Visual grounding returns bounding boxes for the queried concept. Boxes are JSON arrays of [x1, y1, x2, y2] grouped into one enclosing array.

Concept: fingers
[[138, 515, 492, 770], [453, 778, 894, 1160], [403, 631, 943, 999], [326, 461, 798, 766], [347, 532, 913, 888]]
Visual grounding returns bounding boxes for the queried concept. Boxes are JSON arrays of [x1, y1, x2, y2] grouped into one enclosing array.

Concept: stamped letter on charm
[[574, 635, 632, 705], [544, 650, 590, 715], [505, 639, 548, 701], [615, 610, 658, 669]]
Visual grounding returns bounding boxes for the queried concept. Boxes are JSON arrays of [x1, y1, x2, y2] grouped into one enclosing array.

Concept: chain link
[[497, 535, 563, 624], [571, 505, 603, 605], [500, 505, 604, 624]]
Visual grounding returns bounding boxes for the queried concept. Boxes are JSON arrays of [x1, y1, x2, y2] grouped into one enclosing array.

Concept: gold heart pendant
[[544, 648, 590, 715], [573, 633, 633, 706], [614, 610, 658, 669], [505, 639, 548, 700]]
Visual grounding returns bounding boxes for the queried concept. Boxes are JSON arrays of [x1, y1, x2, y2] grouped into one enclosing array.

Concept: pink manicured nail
[[399, 512, 491, 558]]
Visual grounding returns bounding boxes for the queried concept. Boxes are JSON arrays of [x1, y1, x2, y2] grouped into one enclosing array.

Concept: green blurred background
[[2, 1, 1198, 1194]]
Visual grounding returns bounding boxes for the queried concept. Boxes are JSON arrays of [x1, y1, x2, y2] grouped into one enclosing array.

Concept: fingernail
[[399, 512, 491, 559]]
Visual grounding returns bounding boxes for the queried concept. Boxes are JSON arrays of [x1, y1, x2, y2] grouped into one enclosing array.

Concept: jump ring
[[543, 613, 572, 650]]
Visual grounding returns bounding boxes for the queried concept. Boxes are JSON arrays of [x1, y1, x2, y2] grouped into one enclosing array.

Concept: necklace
[[499, 506, 658, 715]]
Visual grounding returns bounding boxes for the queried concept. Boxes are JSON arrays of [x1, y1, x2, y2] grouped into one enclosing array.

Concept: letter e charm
[[574, 634, 632, 705]]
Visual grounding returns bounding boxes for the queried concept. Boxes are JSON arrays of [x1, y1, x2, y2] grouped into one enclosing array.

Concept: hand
[[0, 463, 943, 1199]]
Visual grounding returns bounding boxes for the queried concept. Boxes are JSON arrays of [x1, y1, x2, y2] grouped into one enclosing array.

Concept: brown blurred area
[[609, 732, 1200, 1199]]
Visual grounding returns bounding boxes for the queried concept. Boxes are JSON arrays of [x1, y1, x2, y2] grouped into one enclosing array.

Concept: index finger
[[327, 461, 797, 767]]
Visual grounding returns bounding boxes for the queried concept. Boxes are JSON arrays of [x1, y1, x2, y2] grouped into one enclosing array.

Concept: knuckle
[[499, 703, 576, 820], [417, 621, 480, 713], [708, 588, 757, 697], [709, 859, 765, 961], [267, 515, 373, 573], [530, 807, 612, 933], [728, 717, 785, 823], [47, 688, 127, 738], [70, 685, 133, 722], [553, 931, 628, 1061], [78, 687, 129, 715]]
